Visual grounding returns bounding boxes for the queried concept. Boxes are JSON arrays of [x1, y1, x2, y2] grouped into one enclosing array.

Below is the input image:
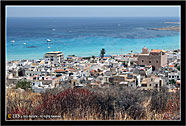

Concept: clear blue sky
[[6, 6, 180, 17]]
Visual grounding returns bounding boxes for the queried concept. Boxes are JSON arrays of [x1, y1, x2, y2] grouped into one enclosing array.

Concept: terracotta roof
[[151, 49, 166, 53], [90, 70, 96, 73], [169, 65, 174, 68], [54, 69, 67, 72]]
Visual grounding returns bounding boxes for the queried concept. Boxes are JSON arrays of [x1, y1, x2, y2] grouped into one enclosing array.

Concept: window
[[177, 76, 179, 79], [142, 60, 144, 63], [160, 80, 162, 87], [169, 76, 171, 78], [141, 84, 147, 87], [149, 61, 151, 63], [149, 84, 151, 86], [156, 60, 158, 63], [172, 76, 174, 78]]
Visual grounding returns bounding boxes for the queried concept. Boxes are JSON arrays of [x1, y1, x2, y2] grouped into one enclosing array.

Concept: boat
[[11, 40, 15, 43], [47, 39, 51, 42], [24, 43, 26, 45]]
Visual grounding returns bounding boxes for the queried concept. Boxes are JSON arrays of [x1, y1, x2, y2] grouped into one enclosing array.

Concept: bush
[[6, 86, 180, 120], [149, 87, 169, 113], [15, 80, 31, 90]]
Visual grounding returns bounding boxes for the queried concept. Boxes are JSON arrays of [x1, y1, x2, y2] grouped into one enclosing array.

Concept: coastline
[[147, 26, 180, 31], [164, 22, 180, 24], [6, 48, 180, 63]]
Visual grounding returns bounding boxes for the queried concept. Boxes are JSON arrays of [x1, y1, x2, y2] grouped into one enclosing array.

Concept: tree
[[177, 66, 180, 71], [92, 56, 96, 59], [16, 80, 31, 90], [100, 48, 106, 58], [169, 79, 176, 85]]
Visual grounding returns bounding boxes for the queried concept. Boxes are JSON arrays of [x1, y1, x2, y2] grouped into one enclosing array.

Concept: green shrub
[[16, 80, 31, 90]]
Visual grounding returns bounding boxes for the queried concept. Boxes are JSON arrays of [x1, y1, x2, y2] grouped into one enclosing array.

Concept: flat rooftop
[[46, 51, 63, 54]]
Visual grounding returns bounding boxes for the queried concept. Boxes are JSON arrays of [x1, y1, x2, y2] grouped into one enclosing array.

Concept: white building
[[168, 71, 181, 81], [32, 81, 52, 93], [44, 51, 64, 66]]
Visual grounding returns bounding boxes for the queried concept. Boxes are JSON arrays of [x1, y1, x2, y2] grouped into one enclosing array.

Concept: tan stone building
[[137, 46, 167, 71], [140, 76, 164, 91]]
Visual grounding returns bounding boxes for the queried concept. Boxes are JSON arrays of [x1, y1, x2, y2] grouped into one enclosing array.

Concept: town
[[6, 46, 181, 93]]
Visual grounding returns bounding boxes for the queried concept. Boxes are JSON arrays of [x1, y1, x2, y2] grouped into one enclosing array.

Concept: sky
[[6, 6, 180, 17]]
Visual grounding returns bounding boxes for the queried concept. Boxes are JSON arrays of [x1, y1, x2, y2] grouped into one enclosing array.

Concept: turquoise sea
[[6, 17, 180, 61]]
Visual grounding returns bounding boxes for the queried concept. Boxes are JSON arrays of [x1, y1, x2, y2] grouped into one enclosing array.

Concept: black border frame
[[1, 1, 185, 125]]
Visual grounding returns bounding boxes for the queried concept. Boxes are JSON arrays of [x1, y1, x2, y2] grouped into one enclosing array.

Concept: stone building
[[137, 46, 167, 71], [142, 46, 149, 54], [140, 76, 164, 91]]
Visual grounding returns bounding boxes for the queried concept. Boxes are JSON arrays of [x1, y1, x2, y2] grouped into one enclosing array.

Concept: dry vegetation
[[6, 86, 180, 120]]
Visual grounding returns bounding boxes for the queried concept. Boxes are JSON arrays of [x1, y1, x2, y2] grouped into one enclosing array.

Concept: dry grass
[[6, 86, 180, 120]]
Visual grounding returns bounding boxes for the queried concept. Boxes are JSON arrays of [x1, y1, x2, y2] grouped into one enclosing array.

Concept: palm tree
[[100, 48, 106, 58]]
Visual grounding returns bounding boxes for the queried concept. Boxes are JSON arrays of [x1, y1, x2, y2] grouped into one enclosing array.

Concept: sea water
[[6, 17, 180, 61]]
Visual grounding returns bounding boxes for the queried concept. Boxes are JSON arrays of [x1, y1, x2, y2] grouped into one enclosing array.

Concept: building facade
[[44, 51, 64, 66], [138, 47, 167, 71]]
